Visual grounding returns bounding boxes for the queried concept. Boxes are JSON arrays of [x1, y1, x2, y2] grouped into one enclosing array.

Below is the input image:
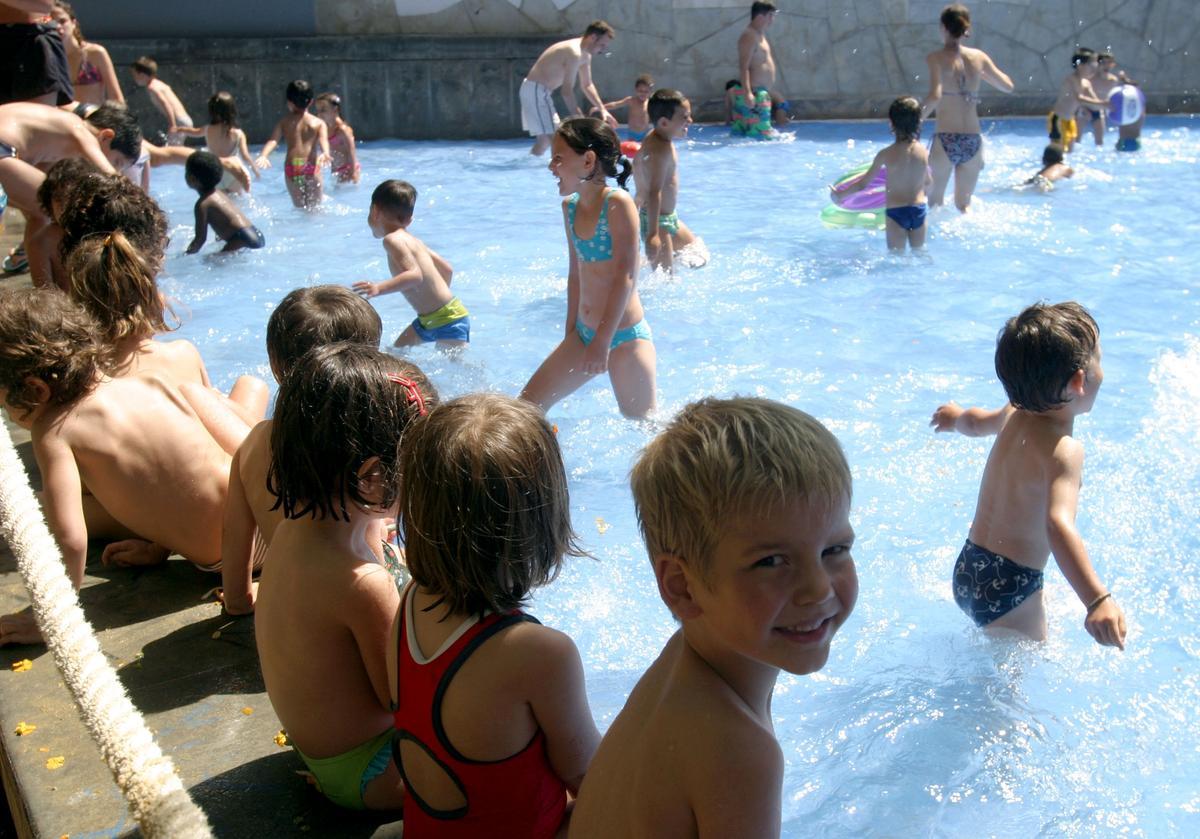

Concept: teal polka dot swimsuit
[[567, 189, 614, 262]]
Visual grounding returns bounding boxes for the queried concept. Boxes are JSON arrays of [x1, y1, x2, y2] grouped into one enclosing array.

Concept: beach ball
[[1108, 84, 1145, 126]]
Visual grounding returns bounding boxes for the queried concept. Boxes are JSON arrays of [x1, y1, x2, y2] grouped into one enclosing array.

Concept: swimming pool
[[154, 118, 1200, 836]]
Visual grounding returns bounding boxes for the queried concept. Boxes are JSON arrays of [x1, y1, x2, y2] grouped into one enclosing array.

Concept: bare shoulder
[[489, 617, 579, 671]]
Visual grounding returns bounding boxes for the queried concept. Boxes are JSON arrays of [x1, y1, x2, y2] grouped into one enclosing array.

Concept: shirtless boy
[[129, 56, 193, 145], [353, 180, 468, 349], [1024, 145, 1074, 190], [184, 151, 264, 253], [569, 397, 858, 838], [1049, 49, 1110, 153], [634, 89, 699, 271], [931, 302, 1126, 648], [256, 80, 330, 209], [521, 20, 617, 155], [833, 97, 931, 252], [597, 74, 654, 141], [732, 2, 780, 139], [0, 288, 243, 646]]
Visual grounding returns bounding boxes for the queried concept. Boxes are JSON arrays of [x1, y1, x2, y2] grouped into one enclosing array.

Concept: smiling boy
[[569, 397, 858, 838], [633, 89, 701, 272]]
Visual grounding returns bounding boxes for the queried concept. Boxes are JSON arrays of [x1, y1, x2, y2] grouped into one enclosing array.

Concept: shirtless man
[[521, 20, 617, 156], [0, 0, 73, 106], [732, 2, 780, 139]]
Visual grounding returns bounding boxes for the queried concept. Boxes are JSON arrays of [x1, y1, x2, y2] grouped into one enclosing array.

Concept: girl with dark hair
[[521, 116, 657, 418], [174, 91, 258, 192]]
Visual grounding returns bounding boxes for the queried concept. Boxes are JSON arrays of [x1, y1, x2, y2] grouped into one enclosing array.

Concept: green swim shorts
[[294, 728, 393, 810]]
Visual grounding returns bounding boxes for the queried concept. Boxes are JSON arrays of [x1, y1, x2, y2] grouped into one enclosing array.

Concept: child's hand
[[255, 155, 271, 170], [352, 281, 380, 298], [0, 608, 43, 647], [930, 402, 964, 432], [645, 232, 662, 261], [1085, 595, 1127, 650], [581, 339, 610, 375], [316, 152, 331, 169]]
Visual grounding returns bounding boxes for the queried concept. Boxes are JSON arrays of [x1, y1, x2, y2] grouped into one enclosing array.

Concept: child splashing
[[389, 393, 600, 838], [521, 117, 656, 418]]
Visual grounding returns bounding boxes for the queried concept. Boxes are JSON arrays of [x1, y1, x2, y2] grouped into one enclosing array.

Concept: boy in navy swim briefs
[[930, 302, 1127, 649]]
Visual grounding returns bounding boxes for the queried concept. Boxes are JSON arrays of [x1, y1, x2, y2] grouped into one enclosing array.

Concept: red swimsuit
[[392, 585, 568, 838]]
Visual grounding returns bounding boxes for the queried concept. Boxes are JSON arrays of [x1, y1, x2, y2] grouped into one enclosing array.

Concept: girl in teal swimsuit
[[521, 117, 657, 418]]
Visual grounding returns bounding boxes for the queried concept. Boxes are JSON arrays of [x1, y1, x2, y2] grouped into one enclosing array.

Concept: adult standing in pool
[[521, 20, 618, 156], [732, 1, 780, 139], [920, 4, 1013, 212]]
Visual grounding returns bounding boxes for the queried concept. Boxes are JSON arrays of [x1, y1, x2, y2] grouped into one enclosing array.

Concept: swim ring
[[1108, 84, 1145, 127], [620, 140, 641, 158], [820, 163, 886, 230]]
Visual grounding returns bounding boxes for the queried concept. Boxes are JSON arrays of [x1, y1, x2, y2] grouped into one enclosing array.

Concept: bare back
[[880, 140, 929, 207], [525, 37, 586, 92], [0, 102, 112, 169], [384, 228, 453, 317], [197, 190, 252, 241], [203, 124, 242, 158], [281, 111, 324, 162], [112, 337, 210, 387]]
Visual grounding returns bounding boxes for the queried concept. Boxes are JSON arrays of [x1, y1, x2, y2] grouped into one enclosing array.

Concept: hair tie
[[387, 373, 427, 416]]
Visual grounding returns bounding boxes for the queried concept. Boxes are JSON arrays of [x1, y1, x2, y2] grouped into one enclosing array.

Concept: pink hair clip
[[387, 373, 427, 416]]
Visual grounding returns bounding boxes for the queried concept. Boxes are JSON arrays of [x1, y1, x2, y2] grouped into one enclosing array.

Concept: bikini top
[[567, 189, 614, 263], [76, 59, 102, 86]]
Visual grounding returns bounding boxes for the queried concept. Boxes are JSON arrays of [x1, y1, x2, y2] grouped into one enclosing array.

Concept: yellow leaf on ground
[[10, 659, 32, 672], [241, 707, 253, 716], [273, 730, 289, 747], [45, 756, 65, 770], [14, 722, 36, 736]]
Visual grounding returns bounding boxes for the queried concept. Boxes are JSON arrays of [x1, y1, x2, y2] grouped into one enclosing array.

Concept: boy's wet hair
[[635, 74, 654, 88], [85, 103, 144, 160], [1042, 144, 1064, 167], [268, 343, 436, 522], [130, 56, 157, 77], [751, 1, 777, 19], [583, 20, 615, 40], [725, 79, 742, 90], [399, 394, 584, 617], [1098, 52, 1114, 62], [888, 96, 922, 141], [1072, 48, 1097, 68], [631, 397, 852, 584], [66, 230, 176, 346], [36, 158, 101, 218], [995, 302, 1099, 413], [371, 179, 417, 221], [940, 4, 970, 38], [185, 150, 224, 192], [0, 287, 104, 417], [207, 91, 239, 128], [648, 88, 687, 125], [315, 92, 343, 113], [556, 117, 633, 190], [266, 286, 382, 379], [58, 173, 169, 268], [286, 80, 314, 109]]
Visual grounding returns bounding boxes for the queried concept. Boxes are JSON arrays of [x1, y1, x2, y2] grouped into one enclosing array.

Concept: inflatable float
[[820, 163, 886, 230], [1108, 84, 1145, 127], [620, 139, 641, 158]]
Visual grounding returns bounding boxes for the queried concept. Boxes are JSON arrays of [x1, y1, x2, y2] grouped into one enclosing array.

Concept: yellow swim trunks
[[1047, 112, 1078, 149]]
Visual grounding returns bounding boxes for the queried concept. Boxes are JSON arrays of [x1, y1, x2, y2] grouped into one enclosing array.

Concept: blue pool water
[[153, 118, 1200, 836]]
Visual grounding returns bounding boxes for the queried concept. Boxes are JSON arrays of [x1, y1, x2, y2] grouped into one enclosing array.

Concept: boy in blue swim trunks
[[832, 97, 930, 252], [930, 302, 1127, 649], [354, 179, 468, 350]]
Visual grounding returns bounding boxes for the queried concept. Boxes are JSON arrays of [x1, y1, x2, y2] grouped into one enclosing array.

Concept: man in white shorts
[[521, 20, 618, 155]]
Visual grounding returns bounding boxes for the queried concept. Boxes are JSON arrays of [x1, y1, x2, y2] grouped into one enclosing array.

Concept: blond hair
[[630, 397, 851, 581]]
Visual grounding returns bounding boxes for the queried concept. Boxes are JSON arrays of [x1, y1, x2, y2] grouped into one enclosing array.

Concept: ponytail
[[557, 117, 633, 191], [66, 230, 174, 345]]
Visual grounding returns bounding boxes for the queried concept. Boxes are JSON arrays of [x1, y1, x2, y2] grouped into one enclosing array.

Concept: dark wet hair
[[1072, 48, 1097, 68], [583, 20, 615, 40], [648, 88, 687, 124], [85, 103, 143, 160], [1042, 144, 1064, 167], [286, 79, 313, 109], [207, 91, 239, 129], [37, 158, 101, 218], [185, 150, 223, 192], [0, 287, 104, 417], [725, 79, 743, 90], [751, 2, 777, 19], [266, 286, 382, 380], [131, 56, 157, 76], [635, 74, 654, 88], [940, 4, 970, 39], [59, 172, 168, 267], [995, 302, 1099, 413], [888, 96, 922, 141], [371, 179, 416, 221], [268, 343, 437, 522], [556, 117, 633, 190], [399, 393, 585, 617]]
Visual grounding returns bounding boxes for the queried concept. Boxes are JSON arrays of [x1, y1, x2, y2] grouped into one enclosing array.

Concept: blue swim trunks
[[1116, 137, 1141, 152], [411, 297, 470, 343], [952, 539, 1044, 627], [575, 318, 652, 349], [885, 204, 927, 231]]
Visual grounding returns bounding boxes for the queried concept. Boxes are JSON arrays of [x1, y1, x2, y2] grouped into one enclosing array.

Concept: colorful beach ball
[[1108, 84, 1145, 126]]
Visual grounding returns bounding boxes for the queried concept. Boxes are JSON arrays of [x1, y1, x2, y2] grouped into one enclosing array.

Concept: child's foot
[[100, 539, 171, 567], [0, 609, 43, 647]]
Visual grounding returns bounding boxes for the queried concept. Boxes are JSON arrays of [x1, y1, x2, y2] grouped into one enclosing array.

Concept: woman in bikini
[[52, 2, 124, 108], [920, 4, 1013, 212], [521, 117, 657, 419]]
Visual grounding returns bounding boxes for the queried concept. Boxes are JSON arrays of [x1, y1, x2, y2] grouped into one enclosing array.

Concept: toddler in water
[[175, 91, 258, 192], [389, 393, 599, 838], [255, 342, 435, 811], [184, 151, 265, 253], [569, 398, 857, 838], [931, 302, 1126, 648], [832, 96, 931, 252], [255, 80, 330, 209], [1024, 145, 1074, 190], [315, 92, 360, 184]]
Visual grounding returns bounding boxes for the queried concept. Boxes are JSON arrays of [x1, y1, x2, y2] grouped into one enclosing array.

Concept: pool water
[[154, 118, 1200, 836]]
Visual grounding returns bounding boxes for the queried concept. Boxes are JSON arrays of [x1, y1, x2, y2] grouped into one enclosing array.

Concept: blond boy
[[633, 89, 700, 272], [931, 302, 1126, 648], [129, 56, 193, 145], [353, 179, 468, 349], [0, 288, 239, 646], [569, 398, 858, 838], [255, 80, 330, 209]]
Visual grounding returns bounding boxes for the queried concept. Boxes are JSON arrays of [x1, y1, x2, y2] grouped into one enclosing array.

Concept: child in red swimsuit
[[316, 92, 360, 184], [389, 393, 600, 838]]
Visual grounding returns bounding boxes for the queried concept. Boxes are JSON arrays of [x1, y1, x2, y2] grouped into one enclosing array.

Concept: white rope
[[0, 421, 212, 838]]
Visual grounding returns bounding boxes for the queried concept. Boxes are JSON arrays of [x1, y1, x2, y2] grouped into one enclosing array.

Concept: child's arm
[[185, 199, 208, 254], [930, 402, 1014, 436], [172, 124, 205, 137], [235, 129, 260, 179], [693, 729, 784, 837], [1046, 441, 1127, 649], [830, 149, 886, 204], [352, 237, 419, 298], [33, 430, 89, 589], [218, 443, 258, 615], [347, 567, 402, 710], [340, 125, 359, 182], [316, 120, 331, 168], [641, 151, 672, 270], [525, 628, 600, 793], [594, 95, 630, 115], [1076, 80, 1110, 109], [255, 121, 284, 169], [427, 246, 453, 286], [921, 55, 943, 118]]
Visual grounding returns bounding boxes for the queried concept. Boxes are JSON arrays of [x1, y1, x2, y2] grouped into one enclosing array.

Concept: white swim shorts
[[520, 78, 559, 137]]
